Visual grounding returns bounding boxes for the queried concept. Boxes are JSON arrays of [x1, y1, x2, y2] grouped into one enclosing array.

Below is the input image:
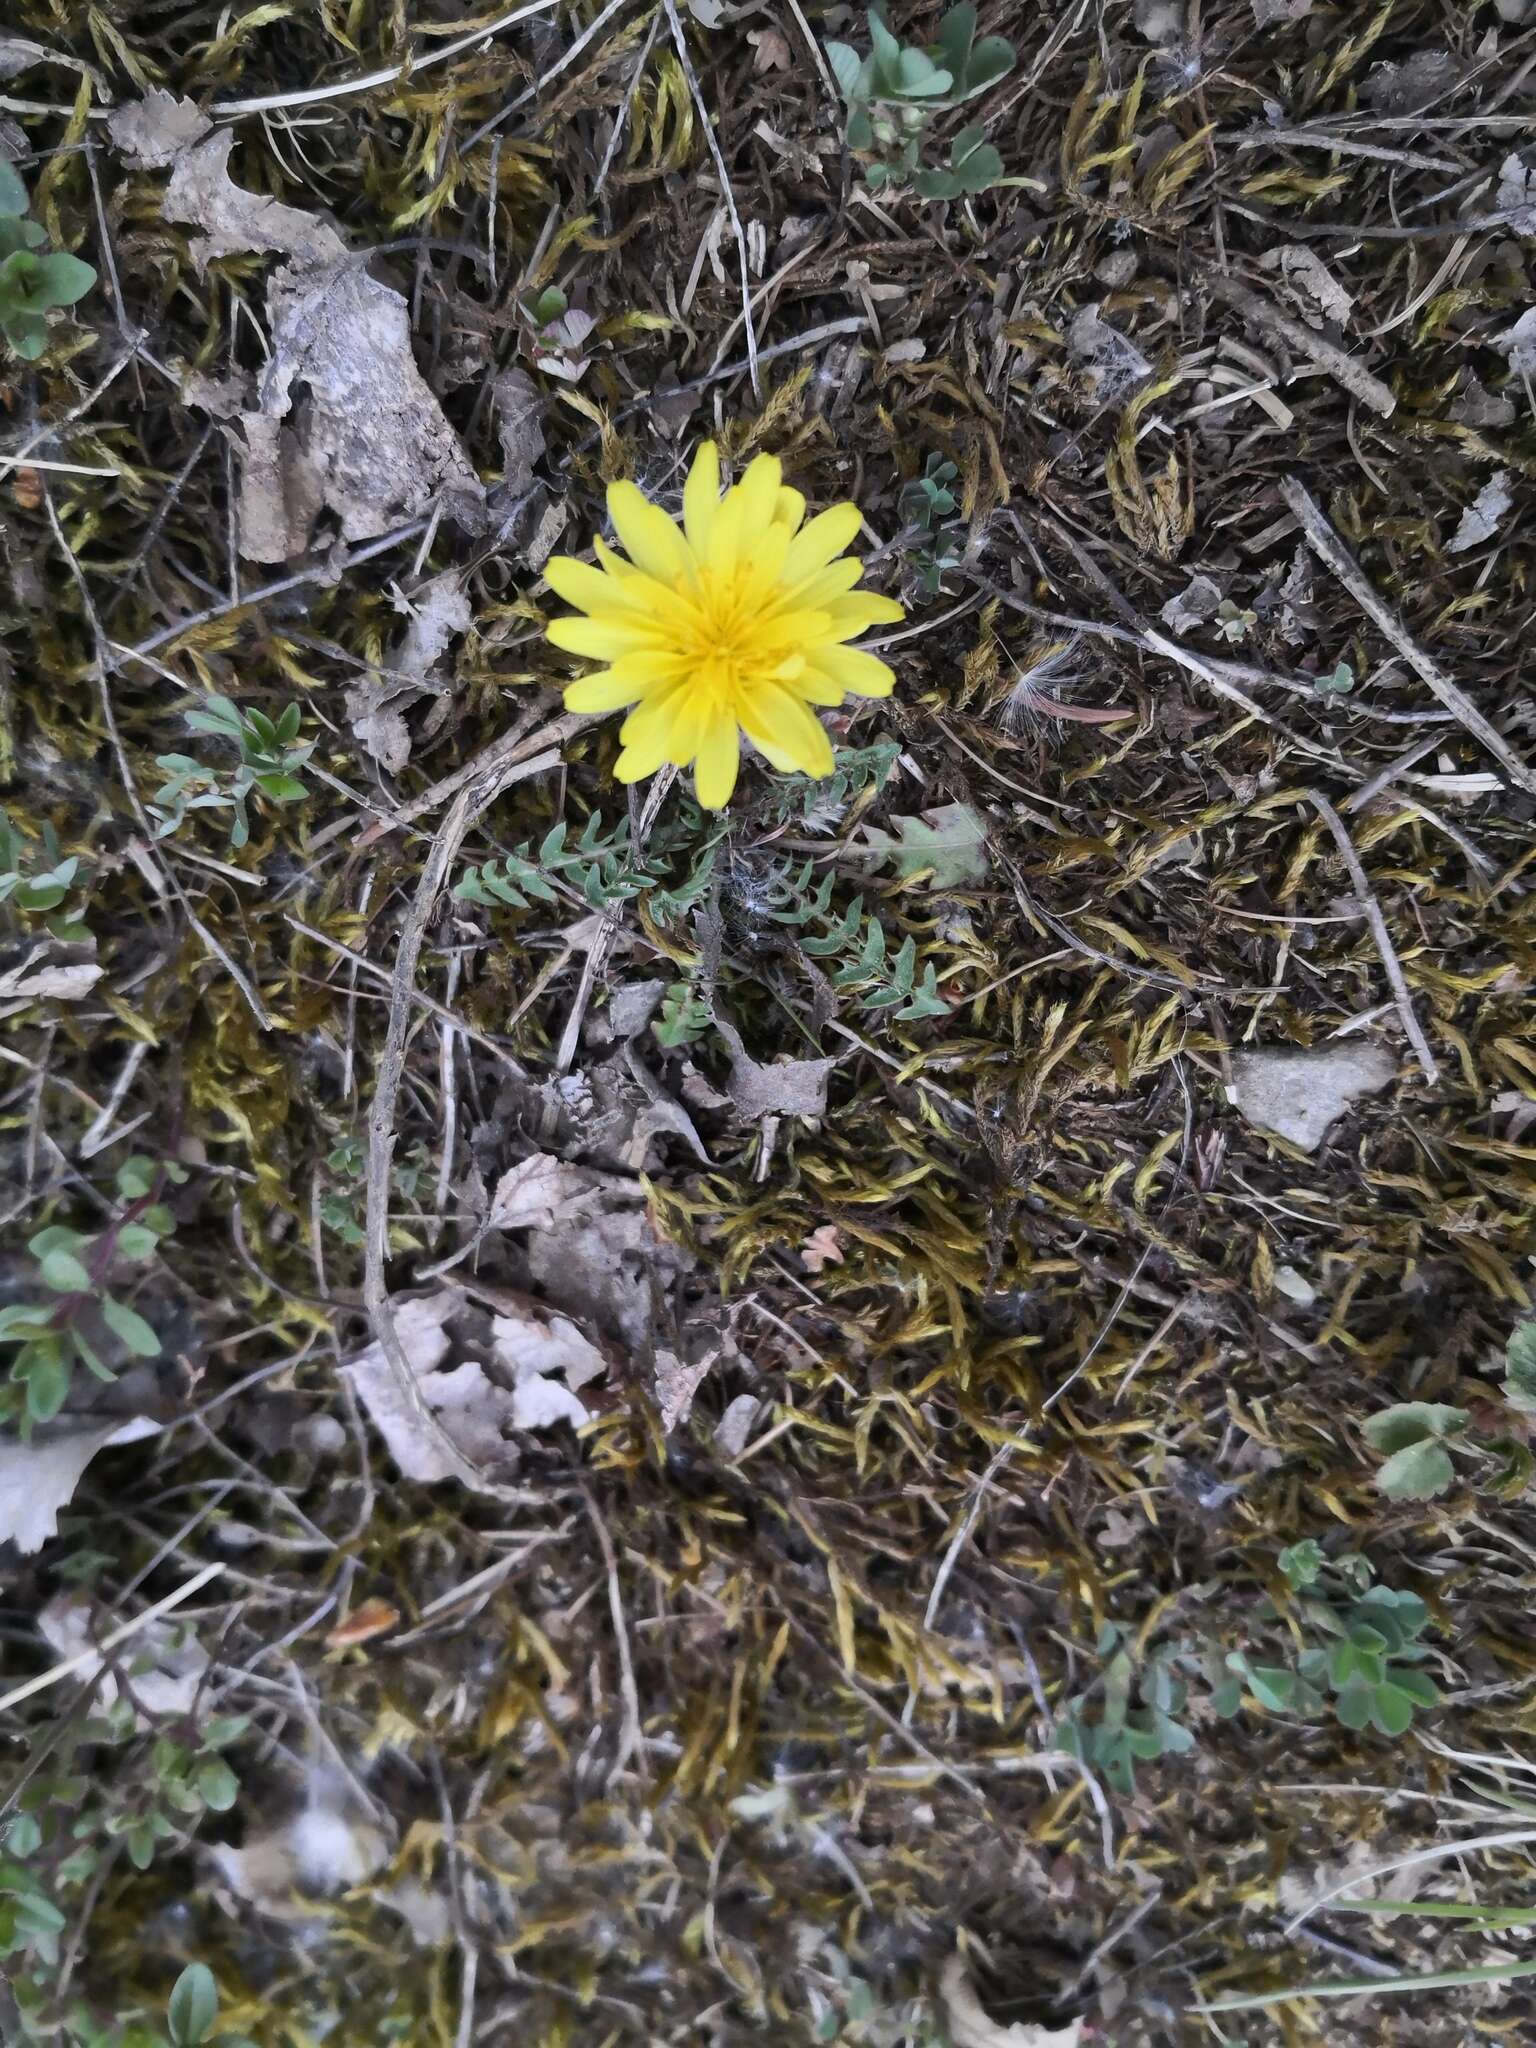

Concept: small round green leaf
[[168, 1962, 219, 2048]]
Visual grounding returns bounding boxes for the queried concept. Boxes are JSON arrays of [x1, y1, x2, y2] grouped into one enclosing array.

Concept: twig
[[460, 0, 639, 152], [0, 0, 561, 122], [363, 750, 560, 1495], [1280, 477, 1536, 796], [1209, 275, 1396, 419], [355, 711, 584, 847], [1307, 791, 1440, 1083], [0, 1564, 225, 1715], [580, 1488, 649, 1782], [592, 11, 660, 200], [117, 518, 432, 665], [661, 0, 760, 398]]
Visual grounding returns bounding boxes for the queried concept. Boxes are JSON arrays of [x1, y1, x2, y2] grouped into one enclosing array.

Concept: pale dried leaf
[[1160, 573, 1223, 633], [940, 1954, 1083, 2047], [344, 571, 471, 769], [801, 1223, 845, 1273], [164, 131, 347, 270], [492, 1306, 606, 1434], [1494, 308, 1536, 377], [0, 1418, 156, 1554], [608, 978, 668, 1040], [38, 1585, 207, 1720], [0, 37, 95, 82], [492, 367, 545, 495], [1229, 1043, 1397, 1153], [714, 1394, 762, 1458], [714, 1013, 837, 1121], [342, 1291, 517, 1483], [1497, 152, 1536, 231], [240, 262, 483, 560], [1448, 471, 1513, 553], [0, 955, 103, 1002], [489, 1153, 612, 1232], [1450, 373, 1515, 429], [1261, 246, 1354, 327], [653, 1347, 716, 1433], [106, 89, 212, 168], [748, 26, 792, 69], [1251, 0, 1311, 22]]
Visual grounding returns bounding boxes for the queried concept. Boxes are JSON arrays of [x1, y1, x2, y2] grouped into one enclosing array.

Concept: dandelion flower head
[[544, 444, 903, 809]]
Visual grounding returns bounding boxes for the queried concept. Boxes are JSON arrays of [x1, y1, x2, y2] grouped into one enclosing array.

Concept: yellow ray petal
[[608, 481, 694, 583], [806, 644, 896, 698], [772, 486, 807, 534], [683, 441, 721, 552], [547, 616, 660, 660], [781, 502, 863, 585], [694, 716, 741, 808], [544, 557, 642, 616], [594, 535, 645, 583], [563, 668, 654, 713], [728, 453, 783, 547], [777, 557, 864, 611], [823, 593, 905, 640], [740, 685, 834, 776]]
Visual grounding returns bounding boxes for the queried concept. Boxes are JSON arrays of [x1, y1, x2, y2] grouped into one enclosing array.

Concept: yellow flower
[[543, 444, 903, 809]]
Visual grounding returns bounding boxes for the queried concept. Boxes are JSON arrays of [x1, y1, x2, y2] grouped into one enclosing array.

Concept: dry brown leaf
[[488, 1153, 612, 1232], [493, 366, 546, 494], [38, 1588, 208, 1721], [237, 260, 484, 559], [748, 25, 792, 69], [345, 571, 471, 772], [164, 131, 346, 270]]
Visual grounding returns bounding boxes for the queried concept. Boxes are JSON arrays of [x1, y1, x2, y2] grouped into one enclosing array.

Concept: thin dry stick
[[1, 0, 560, 123], [1210, 276, 1397, 417], [355, 711, 583, 846], [0, 1563, 225, 1715], [580, 1489, 649, 1782], [661, 0, 760, 398], [1308, 790, 1440, 1083], [364, 750, 561, 1493], [1281, 477, 1536, 796]]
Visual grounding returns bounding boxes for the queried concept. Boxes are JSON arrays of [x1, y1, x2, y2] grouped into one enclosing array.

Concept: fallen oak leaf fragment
[[712, 1011, 838, 1121]]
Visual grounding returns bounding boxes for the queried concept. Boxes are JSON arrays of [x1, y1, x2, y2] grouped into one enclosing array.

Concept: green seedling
[[0, 163, 96, 359], [152, 697, 313, 849]]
